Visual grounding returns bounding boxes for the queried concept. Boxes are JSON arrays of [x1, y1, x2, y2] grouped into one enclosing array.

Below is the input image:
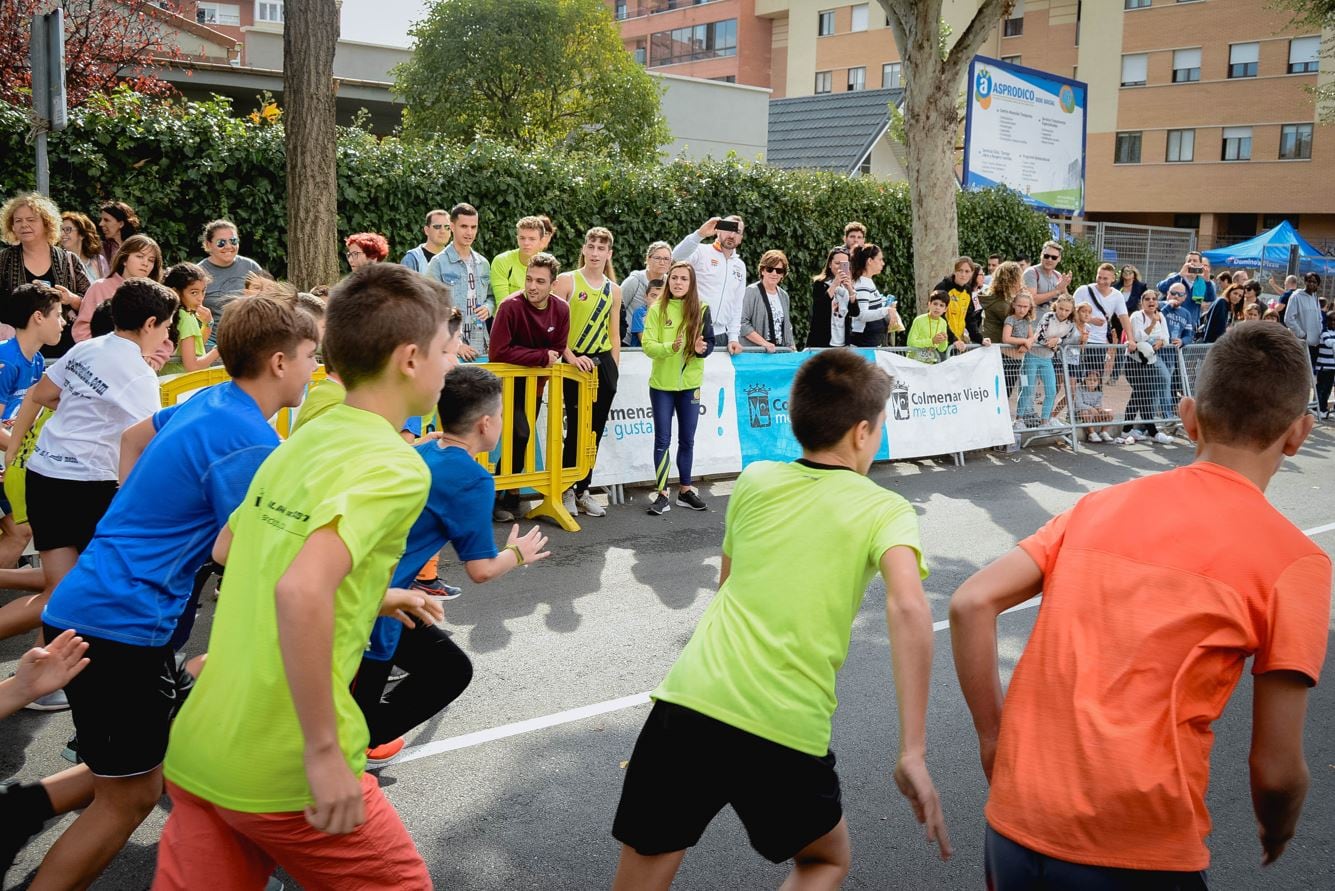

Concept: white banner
[[875, 348, 1015, 459], [591, 352, 743, 487]]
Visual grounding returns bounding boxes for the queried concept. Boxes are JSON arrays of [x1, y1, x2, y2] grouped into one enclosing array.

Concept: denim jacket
[[424, 244, 493, 315]]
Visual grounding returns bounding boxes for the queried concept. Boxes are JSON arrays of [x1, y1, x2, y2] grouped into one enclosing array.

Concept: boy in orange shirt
[[951, 322, 1329, 888]]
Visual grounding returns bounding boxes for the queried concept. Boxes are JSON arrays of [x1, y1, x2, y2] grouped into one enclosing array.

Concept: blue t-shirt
[[366, 443, 497, 661], [0, 338, 45, 420], [43, 382, 280, 647]]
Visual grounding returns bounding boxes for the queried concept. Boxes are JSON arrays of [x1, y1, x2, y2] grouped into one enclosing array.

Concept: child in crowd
[[612, 350, 949, 889], [1073, 370, 1117, 443], [1030, 294, 1076, 425], [163, 262, 219, 373], [951, 323, 1329, 887], [154, 263, 451, 889], [1243, 303, 1261, 321], [643, 261, 714, 515], [1002, 293, 1040, 428], [628, 278, 662, 347], [906, 291, 950, 363], [1317, 310, 1335, 420], [0, 279, 176, 655], [1263, 308, 1281, 323], [354, 365, 552, 766], [22, 297, 320, 888]]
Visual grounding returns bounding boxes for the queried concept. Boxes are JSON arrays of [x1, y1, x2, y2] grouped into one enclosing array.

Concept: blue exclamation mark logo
[[717, 387, 726, 436]]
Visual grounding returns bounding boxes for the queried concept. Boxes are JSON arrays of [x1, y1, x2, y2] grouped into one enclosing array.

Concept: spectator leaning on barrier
[[401, 209, 451, 273], [809, 247, 851, 349], [981, 261, 1025, 393], [1156, 250, 1216, 313], [906, 291, 951, 363], [1119, 289, 1175, 446], [849, 244, 899, 347], [1073, 263, 1132, 376], [553, 227, 622, 519], [740, 249, 794, 352], [488, 252, 569, 523], [673, 215, 747, 353], [97, 201, 139, 270], [1160, 281, 1200, 349], [620, 240, 673, 345], [1284, 273, 1324, 371], [934, 256, 985, 355], [491, 215, 547, 304], [1022, 240, 1072, 309], [427, 203, 492, 359], [0, 193, 89, 353]]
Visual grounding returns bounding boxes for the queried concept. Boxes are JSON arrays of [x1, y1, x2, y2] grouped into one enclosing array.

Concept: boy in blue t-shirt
[[353, 365, 551, 765], [0, 284, 65, 574], [23, 297, 321, 889]]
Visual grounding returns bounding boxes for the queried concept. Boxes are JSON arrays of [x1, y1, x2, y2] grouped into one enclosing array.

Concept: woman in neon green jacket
[[642, 261, 715, 516]]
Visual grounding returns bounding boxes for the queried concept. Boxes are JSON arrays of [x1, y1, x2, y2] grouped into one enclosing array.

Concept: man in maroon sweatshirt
[[489, 251, 571, 520]]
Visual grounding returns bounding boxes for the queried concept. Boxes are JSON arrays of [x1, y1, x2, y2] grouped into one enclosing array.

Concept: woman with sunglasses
[[1117, 265, 1147, 305], [740, 249, 794, 352], [197, 218, 266, 326]]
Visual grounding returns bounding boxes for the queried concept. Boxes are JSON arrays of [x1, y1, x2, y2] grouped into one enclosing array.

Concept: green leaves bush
[[1, 90, 1061, 343]]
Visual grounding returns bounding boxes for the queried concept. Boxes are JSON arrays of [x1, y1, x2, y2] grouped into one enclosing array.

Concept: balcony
[[615, 0, 725, 23]]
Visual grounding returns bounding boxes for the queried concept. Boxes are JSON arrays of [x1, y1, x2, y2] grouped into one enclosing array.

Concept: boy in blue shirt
[[26, 297, 321, 889], [354, 364, 551, 765]]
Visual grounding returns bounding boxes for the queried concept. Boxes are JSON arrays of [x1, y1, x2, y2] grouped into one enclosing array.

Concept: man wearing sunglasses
[[400, 209, 452, 273], [426, 203, 493, 360], [1022, 240, 1072, 309], [197, 219, 266, 328]]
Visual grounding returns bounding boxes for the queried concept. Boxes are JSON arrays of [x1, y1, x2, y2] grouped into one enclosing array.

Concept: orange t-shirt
[[986, 461, 1331, 872]]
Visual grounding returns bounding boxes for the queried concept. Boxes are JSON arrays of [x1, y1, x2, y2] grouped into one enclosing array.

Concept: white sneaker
[[1116, 436, 1134, 445], [1153, 431, 1174, 444], [575, 491, 605, 517], [1094, 431, 1111, 442], [1086, 431, 1102, 443], [561, 488, 577, 516], [1129, 429, 1151, 442]]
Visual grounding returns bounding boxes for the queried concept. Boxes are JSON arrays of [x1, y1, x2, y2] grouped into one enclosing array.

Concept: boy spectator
[[488, 252, 570, 521], [400, 209, 451, 273], [426, 203, 491, 357], [154, 263, 451, 889], [951, 323, 1329, 887], [842, 221, 867, 252], [673, 216, 747, 353], [490, 216, 547, 304], [611, 350, 949, 887], [1022, 241, 1072, 308], [27, 298, 319, 888], [1156, 250, 1216, 311]]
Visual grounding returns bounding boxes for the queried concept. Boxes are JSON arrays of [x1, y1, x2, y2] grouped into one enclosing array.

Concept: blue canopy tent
[[1201, 220, 1335, 278]]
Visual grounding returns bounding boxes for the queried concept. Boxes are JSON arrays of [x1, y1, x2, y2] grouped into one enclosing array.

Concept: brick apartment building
[[612, 0, 1335, 249]]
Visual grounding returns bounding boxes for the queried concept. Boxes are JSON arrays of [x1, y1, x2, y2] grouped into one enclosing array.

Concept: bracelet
[[505, 543, 525, 566]]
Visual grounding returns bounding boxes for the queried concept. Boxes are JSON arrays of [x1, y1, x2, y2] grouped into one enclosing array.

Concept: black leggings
[[562, 352, 619, 494], [352, 619, 474, 747]]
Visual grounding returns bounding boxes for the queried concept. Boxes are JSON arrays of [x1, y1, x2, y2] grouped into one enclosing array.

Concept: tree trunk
[[880, 0, 1011, 312], [284, 0, 340, 290]]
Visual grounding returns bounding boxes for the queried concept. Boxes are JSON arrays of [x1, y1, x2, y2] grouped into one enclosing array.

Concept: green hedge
[[1, 90, 1076, 343]]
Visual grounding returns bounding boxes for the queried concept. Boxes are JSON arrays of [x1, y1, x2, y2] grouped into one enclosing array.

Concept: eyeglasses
[[346, 251, 364, 259], [761, 266, 787, 276], [60, 225, 76, 233], [429, 223, 449, 230], [649, 255, 672, 263], [1042, 253, 1060, 261], [214, 238, 240, 247]]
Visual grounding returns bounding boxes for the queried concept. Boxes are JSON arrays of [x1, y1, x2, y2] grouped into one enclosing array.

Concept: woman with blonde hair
[[0, 192, 89, 353]]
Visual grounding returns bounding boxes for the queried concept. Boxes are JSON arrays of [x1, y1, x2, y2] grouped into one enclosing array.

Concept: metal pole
[[35, 130, 49, 196]]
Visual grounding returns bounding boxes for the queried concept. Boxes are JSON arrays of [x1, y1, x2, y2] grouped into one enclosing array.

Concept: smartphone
[[1187, 264, 1204, 275], [836, 259, 850, 277], [714, 219, 739, 233]]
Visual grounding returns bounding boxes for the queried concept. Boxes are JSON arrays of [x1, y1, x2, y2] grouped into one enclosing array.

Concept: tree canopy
[[393, 0, 669, 163]]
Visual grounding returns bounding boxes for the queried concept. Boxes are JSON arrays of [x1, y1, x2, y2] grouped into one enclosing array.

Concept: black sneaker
[[676, 490, 707, 511], [647, 493, 671, 515]]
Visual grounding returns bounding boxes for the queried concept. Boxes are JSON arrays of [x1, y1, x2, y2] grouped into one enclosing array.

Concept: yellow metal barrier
[[158, 362, 598, 532], [485, 362, 598, 533]]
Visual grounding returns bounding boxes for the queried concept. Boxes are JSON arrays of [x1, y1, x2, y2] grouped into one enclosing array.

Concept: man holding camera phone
[[1156, 251, 1217, 314], [673, 216, 748, 354]]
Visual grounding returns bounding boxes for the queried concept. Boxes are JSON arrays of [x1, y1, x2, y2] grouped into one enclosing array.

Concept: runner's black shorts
[[612, 700, 842, 864], [26, 471, 118, 552], [43, 623, 182, 778]]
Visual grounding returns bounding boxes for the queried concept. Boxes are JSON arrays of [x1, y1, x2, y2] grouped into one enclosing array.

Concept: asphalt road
[[3, 427, 1334, 890]]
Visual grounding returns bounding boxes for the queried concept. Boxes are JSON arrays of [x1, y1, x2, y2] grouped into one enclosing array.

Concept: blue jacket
[[1156, 273, 1216, 308], [400, 244, 437, 274], [1159, 299, 1200, 345], [424, 244, 493, 314]]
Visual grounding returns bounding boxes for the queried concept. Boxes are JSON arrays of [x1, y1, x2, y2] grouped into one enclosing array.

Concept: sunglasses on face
[[1042, 253, 1060, 261], [429, 223, 449, 230], [762, 266, 787, 276], [215, 238, 240, 247]]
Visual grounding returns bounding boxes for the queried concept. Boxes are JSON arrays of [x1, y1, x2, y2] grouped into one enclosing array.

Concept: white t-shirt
[[673, 233, 747, 340], [830, 285, 851, 347], [1130, 309, 1170, 347], [1073, 285, 1129, 345], [29, 334, 160, 481]]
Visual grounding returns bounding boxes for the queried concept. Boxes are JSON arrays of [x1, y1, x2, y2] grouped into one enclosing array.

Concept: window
[[1263, 213, 1297, 229], [815, 71, 833, 94], [1004, 0, 1025, 37], [1228, 42, 1258, 78], [633, 40, 647, 65], [196, 2, 240, 25], [1120, 53, 1147, 87], [255, 0, 283, 23], [858, 153, 872, 176], [1172, 47, 1201, 83], [1165, 129, 1195, 162], [882, 62, 902, 89], [615, 0, 627, 20], [1279, 123, 1313, 160], [1221, 126, 1252, 161], [1115, 131, 1142, 164], [847, 66, 866, 91], [850, 4, 868, 32], [818, 10, 835, 36], [1173, 213, 1201, 230], [1288, 36, 1320, 74], [649, 19, 737, 66], [1001, 54, 1021, 65], [1124, 0, 1151, 8], [712, 75, 737, 83]]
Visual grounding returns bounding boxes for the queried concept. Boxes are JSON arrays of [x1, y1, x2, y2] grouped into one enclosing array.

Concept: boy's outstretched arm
[[948, 548, 1044, 782], [881, 544, 951, 861], [1250, 670, 1313, 866]]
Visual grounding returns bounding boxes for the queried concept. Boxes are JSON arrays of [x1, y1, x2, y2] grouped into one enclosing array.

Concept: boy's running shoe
[[61, 734, 81, 764], [647, 494, 671, 516], [23, 688, 68, 712], [366, 737, 405, 768], [411, 576, 462, 601], [676, 490, 707, 511]]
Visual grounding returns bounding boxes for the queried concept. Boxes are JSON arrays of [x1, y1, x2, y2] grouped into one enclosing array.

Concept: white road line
[[392, 521, 1335, 766]]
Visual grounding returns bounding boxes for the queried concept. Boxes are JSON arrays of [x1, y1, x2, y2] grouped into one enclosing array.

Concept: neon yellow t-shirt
[[654, 460, 927, 756], [291, 377, 347, 433], [178, 309, 206, 359], [163, 403, 430, 812]]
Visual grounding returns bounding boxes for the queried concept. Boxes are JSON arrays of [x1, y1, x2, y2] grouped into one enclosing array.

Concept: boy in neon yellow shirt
[[155, 264, 453, 890], [612, 349, 951, 889], [906, 290, 951, 362]]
